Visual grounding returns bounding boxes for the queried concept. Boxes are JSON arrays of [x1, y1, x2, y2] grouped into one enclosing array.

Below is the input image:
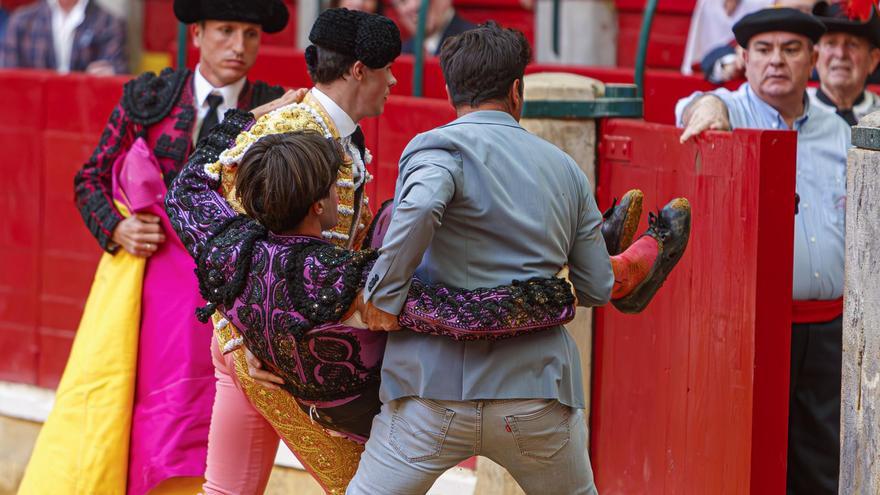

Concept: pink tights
[[202, 337, 280, 495]]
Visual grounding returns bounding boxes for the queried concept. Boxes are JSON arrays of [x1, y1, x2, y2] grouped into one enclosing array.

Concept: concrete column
[[534, 0, 617, 66], [840, 112, 880, 494], [474, 72, 602, 495], [95, 0, 140, 73], [297, 0, 322, 49]]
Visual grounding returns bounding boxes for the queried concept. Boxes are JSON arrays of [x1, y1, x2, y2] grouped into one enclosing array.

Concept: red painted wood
[[591, 119, 795, 494], [617, 11, 692, 69], [0, 70, 47, 384], [43, 74, 126, 133], [371, 96, 457, 202], [615, 0, 697, 14], [455, 7, 534, 45]]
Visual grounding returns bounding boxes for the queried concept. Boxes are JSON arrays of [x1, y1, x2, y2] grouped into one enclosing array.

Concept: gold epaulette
[[211, 92, 368, 249]]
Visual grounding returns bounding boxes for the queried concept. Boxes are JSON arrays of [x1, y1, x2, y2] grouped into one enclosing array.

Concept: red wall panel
[[592, 120, 796, 494], [616, 11, 692, 69]]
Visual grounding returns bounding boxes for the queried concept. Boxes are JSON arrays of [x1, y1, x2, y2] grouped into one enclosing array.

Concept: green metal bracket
[[412, 0, 429, 97], [177, 22, 187, 69], [852, 126, 880, 150], [633, 0, 658, 97], [521, 84, 643, 119]]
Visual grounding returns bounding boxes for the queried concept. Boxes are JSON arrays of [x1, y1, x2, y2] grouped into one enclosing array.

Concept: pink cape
[[114, 138, 214, 494]]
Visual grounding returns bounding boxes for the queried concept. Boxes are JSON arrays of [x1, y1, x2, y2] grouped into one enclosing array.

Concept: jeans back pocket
[[390, 397, 455, 463], [506, 400, 571, 459]]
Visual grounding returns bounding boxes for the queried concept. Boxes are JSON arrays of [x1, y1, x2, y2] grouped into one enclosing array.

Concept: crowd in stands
[[1, 0, 878, 108]]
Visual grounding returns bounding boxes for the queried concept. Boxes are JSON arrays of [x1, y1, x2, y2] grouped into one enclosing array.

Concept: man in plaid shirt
[[1, 0, 126, 74]]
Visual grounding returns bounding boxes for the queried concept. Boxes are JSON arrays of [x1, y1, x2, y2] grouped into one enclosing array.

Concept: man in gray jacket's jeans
[[350, 22, 613, 494]]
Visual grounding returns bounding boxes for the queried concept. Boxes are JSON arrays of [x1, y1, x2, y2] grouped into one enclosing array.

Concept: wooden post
[[474, 72, 602, 495], [840, 112, 880, 494]]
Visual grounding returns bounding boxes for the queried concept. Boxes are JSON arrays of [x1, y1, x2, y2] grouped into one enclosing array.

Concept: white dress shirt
[[311, 87, 363, 182], [192, 64, 246, 144], [48, 0, 89, 73], [311, 86, 357, 138]]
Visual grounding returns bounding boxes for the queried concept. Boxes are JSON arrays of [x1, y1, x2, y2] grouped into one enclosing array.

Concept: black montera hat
[[174, 0, 290, 34], [733, 7, 827, 47], [813, 1, 880, 47], [306, 8, 402, 69]]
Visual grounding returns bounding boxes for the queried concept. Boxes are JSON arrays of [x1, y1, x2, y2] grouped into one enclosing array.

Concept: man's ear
[[511, 79, 523, 102], [313, 199, 325, 215], [445, 84, 454, 107], [870, 47, 880, 73], [810, 46, 819, 68], [351, 60, 367, 82], [190, 23, 202, 49], [508, 78, 523, 110]]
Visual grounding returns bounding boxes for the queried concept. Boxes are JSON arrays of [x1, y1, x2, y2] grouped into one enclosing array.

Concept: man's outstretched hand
[[251, 88, 308, 120], [357, 291, 402, 332], [679, 95, 732, 144]]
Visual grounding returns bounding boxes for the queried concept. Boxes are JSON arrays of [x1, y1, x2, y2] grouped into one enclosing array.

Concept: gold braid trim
[[214, 316, 363, 494], [215, 91, 368, 249]]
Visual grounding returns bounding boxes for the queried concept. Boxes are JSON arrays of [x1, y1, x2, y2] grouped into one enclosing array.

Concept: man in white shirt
[[0, 0, 127, 74]]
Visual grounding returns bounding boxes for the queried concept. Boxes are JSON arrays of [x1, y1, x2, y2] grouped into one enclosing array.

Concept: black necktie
[[197, 93, 224, 143], [351, 126, 366, 160]]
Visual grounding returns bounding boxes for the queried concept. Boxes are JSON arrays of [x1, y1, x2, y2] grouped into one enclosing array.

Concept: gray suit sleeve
[[568, 168, 613, 307], [363, 157, 456, 315]]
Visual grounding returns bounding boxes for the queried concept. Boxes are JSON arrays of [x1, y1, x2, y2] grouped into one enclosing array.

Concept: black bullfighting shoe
[[602, 189, 644, 256], [612, 197, 691, 314]]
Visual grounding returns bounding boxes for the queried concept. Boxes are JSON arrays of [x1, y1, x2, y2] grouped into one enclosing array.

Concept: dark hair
[[307, 46, 358, 84], [439, 21, 531, 107], [235, 131, 342, 233]]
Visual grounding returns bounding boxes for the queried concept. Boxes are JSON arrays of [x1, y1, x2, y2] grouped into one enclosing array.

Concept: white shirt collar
[[47, 0, 89, 73], [311, 87, 357, 138], [194, 64, 247, 111]]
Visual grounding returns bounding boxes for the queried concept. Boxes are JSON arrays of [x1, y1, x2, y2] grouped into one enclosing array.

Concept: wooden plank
[[840, 146, 880, 494]]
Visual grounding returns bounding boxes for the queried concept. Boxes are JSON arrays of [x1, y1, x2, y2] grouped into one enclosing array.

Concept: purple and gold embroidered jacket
[[165, 109, 578, 422], [73, 68, 283, 252]]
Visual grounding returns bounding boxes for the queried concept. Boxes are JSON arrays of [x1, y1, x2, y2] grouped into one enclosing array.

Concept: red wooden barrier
[[0, 71, 126, 386], [592, 119, 796, 494], [615, 0, 696, 69]]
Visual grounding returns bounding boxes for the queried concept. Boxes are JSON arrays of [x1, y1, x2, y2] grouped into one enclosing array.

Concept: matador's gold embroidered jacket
[[209, 90, 373, 249]]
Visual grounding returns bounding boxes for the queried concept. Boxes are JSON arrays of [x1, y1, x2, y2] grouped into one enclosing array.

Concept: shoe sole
[[612, 198, 691, 314], [618, 189, 644, 254]]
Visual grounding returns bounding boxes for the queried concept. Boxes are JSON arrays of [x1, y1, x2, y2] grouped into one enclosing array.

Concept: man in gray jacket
[[349, 22, 651, 494]]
